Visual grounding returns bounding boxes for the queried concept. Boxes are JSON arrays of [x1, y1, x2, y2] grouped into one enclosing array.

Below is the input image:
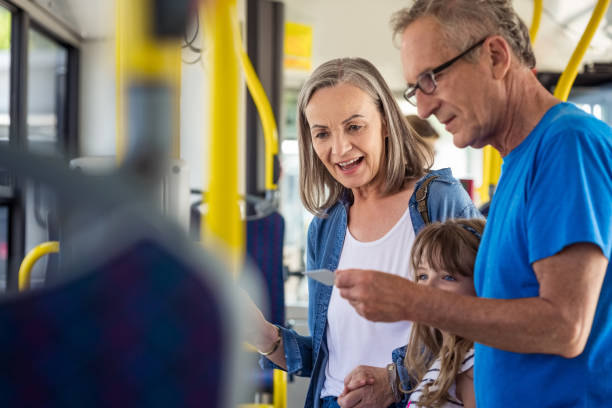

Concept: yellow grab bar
[[115, 0, 182, 164], [18, 241, 60, 291], [273, 369, 287, 408], [477, 145, 503, 204], [202, 0, 243, 276], [233, 23, 280, 192], [554, 0, 611, 101], [529, 0, 543, 44]]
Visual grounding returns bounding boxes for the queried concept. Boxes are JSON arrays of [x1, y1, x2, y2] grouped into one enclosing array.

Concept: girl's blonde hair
[[297, 57, 432, 217], [404, 218, 485, 407]]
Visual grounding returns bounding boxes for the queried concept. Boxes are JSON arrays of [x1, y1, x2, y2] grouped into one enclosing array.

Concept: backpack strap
[[415, 175, 438, 225]]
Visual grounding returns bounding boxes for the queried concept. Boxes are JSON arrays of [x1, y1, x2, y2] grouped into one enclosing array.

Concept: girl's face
[[415, 258, 476, 296], [304, 83, 386, 192]]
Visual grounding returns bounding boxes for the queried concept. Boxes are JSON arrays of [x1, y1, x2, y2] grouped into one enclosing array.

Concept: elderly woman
[[249, 57, 480, 408]]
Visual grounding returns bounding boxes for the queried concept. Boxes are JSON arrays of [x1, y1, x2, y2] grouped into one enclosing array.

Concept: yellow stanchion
[[273, 369, 287, 408], [201, 0, 243, 276], [202, 2, 285, 406], [115, 0, 182, 163], [554, 0, 610, 102], [18, 241, 60, 291], [477, 146, 503, 204], [529, 0, 543, 44]]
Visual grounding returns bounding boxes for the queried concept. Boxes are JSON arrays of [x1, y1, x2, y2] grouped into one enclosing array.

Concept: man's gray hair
[[391, 0, 535, 68]]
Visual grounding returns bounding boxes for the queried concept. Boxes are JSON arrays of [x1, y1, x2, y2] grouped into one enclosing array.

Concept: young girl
[[405, 218, 485, 408]]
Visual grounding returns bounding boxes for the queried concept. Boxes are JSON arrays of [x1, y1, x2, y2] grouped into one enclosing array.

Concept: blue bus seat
[[246, 211, 285, 326], [0, 239, 234, 407]]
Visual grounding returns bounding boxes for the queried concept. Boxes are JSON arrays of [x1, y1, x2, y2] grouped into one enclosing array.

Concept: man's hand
[[337, 365, 395, 408], [335, 269, 414, 322]]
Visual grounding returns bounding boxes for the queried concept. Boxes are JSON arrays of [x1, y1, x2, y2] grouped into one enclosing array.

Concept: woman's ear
[[381, 117, 389, 139], [485, 35, 512, 79]]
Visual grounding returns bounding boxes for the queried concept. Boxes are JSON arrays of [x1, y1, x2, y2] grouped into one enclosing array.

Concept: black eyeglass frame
[[403, 37, 488, 106]]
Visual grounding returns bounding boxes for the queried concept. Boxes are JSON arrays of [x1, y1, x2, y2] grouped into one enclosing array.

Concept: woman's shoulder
[[307, 201, 346, 235], [416, 168, 465, 200], [415, 168, 483, 220], [417, 168, 456, 185]]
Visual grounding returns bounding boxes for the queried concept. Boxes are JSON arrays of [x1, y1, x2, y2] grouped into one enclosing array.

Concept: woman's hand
[[240, 289, 288, 369], [241, 288, 279, 351], [337, 365, 395, 408]]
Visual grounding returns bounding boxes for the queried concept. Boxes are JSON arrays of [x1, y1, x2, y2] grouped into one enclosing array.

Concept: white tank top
[[320, 206, 415, 397]]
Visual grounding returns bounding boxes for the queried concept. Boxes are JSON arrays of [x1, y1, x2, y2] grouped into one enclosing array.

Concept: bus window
[[27, 28, 68, 156]]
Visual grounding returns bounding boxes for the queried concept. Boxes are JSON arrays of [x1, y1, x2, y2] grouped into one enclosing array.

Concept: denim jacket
[[262, 168, 482, 408]]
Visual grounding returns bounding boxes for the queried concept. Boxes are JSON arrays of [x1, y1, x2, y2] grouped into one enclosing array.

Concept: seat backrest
[[246, 211, 285, 326], [0, 239, 230, 407]]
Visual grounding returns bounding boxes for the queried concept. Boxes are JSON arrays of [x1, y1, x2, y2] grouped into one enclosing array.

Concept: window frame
[[1, 0, 80, 291]]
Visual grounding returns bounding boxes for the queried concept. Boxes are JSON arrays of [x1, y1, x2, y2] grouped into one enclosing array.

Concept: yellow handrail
[[115, 0, 182, 164], [273, 369, 287, 408], [202, 0, 243, 276], [476, 146, 503, 204], [554, 0, 611, 101], [235, 33, 280, 191], [529, 0, 543, 44], [18, 241, 60, 291]]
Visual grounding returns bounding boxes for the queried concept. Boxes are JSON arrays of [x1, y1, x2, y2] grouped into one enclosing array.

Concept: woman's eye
[[347, 124, 362, 132], [442, 275, 457, 282], [314, 131, 328, 139]]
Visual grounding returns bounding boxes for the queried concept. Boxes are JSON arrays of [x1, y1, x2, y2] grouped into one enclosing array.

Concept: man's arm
[[336, 242, 608, 357]]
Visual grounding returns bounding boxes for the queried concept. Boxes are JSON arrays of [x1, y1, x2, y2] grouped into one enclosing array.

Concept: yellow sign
[[284, 22, 312, 71]]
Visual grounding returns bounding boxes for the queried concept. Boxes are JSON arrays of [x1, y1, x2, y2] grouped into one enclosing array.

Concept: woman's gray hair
[[391, 0, 535, 68], [297, 57, 432, 217]]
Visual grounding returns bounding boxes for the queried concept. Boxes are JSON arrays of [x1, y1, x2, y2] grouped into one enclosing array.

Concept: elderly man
[[336, 0, 612, 407]]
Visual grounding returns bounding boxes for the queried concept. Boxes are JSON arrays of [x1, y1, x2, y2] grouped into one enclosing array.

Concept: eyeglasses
[[403, 37, 488, 106]]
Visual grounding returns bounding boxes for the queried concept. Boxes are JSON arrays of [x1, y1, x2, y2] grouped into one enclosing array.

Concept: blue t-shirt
[[474, 103, 612, 407]]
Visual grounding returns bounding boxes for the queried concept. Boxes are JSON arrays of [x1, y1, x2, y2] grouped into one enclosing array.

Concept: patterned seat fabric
[[246, 212, 286, 326], [0, 240, 226, 407]]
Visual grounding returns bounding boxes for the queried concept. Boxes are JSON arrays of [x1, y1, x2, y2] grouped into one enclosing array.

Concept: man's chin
[[452, 133, 486, 150], [451, 134, 471, 149]]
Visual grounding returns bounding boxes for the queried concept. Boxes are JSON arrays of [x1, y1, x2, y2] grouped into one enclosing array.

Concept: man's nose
[[416, 90, 438, 119]]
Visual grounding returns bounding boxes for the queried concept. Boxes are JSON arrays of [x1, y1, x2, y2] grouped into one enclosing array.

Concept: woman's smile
[[336, 156, 364, 172]]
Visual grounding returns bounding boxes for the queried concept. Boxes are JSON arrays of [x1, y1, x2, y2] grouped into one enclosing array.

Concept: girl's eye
[[416, 273, 428, 281], [442, 275, 457, 282]]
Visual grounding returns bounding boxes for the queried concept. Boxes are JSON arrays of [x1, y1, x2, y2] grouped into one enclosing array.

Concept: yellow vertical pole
[[554, 0, 610, 102], [115, 0, 182, 163], [477, 146, 502, 204], [529, 0, 543, 44], [202, 0, 244, 276], [273, 369, 287, 408]]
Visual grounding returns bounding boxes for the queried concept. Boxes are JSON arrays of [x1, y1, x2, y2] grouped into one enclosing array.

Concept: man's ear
[[485, 35, 512, 79]]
